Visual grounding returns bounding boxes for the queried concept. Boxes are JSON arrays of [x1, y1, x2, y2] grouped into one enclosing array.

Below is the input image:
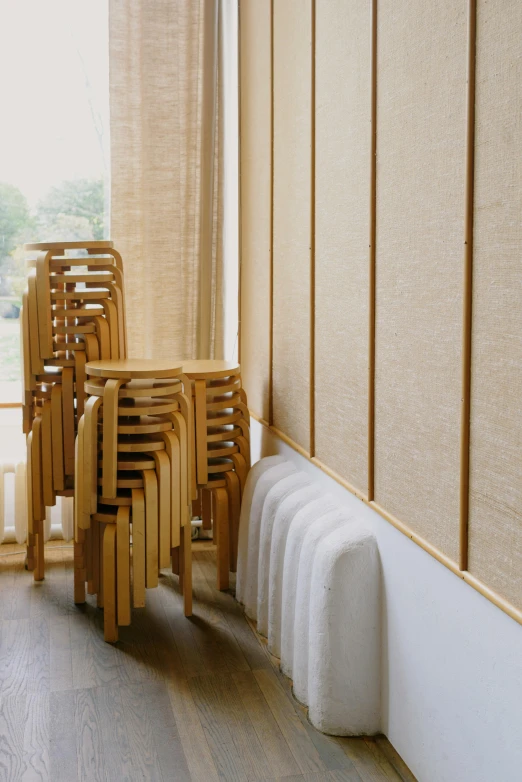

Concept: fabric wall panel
[[239, 0, 272, 420], [468, 0, 522, 607], [374, 0, 467, 561], [272, 0, 312, 451], [314, 0, 371, 493]]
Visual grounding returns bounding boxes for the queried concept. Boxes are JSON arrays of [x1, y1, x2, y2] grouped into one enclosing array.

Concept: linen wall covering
[[468, 0, 522, 608], [109, 0, 225, 360], [239, 0, 522, 622]]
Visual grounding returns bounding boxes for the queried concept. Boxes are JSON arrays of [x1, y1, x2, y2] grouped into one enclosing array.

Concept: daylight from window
[[0, 0, 109, 402]]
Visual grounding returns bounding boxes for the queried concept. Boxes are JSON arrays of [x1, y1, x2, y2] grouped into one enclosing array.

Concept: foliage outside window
[[0, 0, 109, 403]]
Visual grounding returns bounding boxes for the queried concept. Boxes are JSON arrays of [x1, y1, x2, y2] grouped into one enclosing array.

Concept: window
[[0, 0, 109, 403]]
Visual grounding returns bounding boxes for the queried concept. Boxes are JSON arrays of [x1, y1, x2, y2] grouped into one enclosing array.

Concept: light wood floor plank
[[22, 691, 50, 780], [0, 545, 416, 782], [50, 615, 73, 692], [257, 654, 359, 773], [329, 769, 366, 782], [28, 616, 50, 695], [189, 673, 256, 781], [374, 737, 417, 782], [119, 683, 160, 781], [335, 738, 403, 782], [93, 684, 134, 782], [197, 550, 272, 671], [49, 690, 78, 782], [70, 603, 122, 689], [253, 668, 326, 774], [74, 687, 105, 782], [159, 578, 209, 679], [190, 561, 251, 675], [4, 558, 32, 621], [166, 673, 220, 782], [140, 680, 192, 781], [233, 670, 301, 779], [0, 619, 32, 698], [0, 693, 26, 780]]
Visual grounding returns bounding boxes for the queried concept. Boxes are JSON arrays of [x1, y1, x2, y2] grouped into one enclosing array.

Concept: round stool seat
[[117, 397, 179, 416], [85, 377, 182, 398], [207, 459, 234, 474], [207, 410, 243, 426], [116, 416, 174, 435], [116, 436, 166, 453], [182, 359, 240, 380], [207, 443, 239, 458], [97, 453, 156, 471], [206, 379, 242, 396], [86, 358, 183, 379], [24, 240, 114, 252], [207, 425, 242, 442]]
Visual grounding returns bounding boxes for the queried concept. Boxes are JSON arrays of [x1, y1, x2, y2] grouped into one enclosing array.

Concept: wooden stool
[[74, 359, 192, 642], [181, 360, 250, 590], [21, 241, 126, 580]]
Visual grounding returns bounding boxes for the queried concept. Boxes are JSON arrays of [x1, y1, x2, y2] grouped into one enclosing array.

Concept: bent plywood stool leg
[[213, 487, 230, 590], [132, 487, 146, 609], [103, 523, 118, 643], [116, 505, 131, 626]]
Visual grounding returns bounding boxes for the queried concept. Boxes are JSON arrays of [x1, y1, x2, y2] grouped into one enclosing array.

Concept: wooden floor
[[0, 540, 416, 782]]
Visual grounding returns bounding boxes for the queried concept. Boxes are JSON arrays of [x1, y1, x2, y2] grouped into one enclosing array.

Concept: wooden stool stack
[[181, 360, 250, 590], [20, 241, 126, 580], [74, 359, 192, 642]]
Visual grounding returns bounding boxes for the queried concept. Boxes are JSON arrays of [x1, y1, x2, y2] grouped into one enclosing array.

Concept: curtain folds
[[109, 0, 226, 360]]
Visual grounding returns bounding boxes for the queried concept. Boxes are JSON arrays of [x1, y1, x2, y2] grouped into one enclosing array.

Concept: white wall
[[251, 418, 522, 782]]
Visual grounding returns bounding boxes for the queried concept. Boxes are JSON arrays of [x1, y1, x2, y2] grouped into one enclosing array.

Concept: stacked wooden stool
[[20, 241, 126, 580], [74, 359, 192, 642], [181, 360, 250, 589], [20, 240, 250, 641]]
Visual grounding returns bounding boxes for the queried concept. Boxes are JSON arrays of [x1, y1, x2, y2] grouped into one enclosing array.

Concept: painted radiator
[[0, 460, 73, 545], [236, 456, 381, 737]]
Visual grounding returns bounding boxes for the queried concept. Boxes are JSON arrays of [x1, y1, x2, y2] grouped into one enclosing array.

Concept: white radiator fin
[[0, 460, 73, 545]]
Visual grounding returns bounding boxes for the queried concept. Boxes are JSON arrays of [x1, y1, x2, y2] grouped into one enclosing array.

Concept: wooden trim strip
[[237, 0, 243, 366], [270, 424, 311, 461], [0, 403, 22, 409], [249, 410, 522, 627], [268, 0, 275, 427], [459, 0, 477, 571], [309, 0, 316, 457], [197, 0, 219, 360], [368, 0, 377, 502]]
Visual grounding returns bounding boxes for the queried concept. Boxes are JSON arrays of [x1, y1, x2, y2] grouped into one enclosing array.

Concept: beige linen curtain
[[109, 0, 227, 359]]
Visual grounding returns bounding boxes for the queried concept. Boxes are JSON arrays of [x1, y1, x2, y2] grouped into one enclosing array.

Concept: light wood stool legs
[[74, 359, 192, 641]]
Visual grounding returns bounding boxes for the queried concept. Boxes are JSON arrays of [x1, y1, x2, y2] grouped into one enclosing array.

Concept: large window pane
[[0, 0, 109, 402]]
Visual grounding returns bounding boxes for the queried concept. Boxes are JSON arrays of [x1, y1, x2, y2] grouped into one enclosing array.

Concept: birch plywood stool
[[181, 360, 250, 590], [21, 241, 126, 581], [74, 359, 192, 642]]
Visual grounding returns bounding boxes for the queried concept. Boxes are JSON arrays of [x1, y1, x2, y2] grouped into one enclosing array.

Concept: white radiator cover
[[236, 456, 381, 736], [0, 460, 73, 545]]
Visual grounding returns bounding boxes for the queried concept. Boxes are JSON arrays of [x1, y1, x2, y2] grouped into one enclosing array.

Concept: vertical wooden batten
[[268, 0, 275, 426], [197, 0, 219, 359], [237, 0, 242, 366], [459, 0, 477, 572], [309, 0, 316, 457], [367, 0, 377, 502]]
